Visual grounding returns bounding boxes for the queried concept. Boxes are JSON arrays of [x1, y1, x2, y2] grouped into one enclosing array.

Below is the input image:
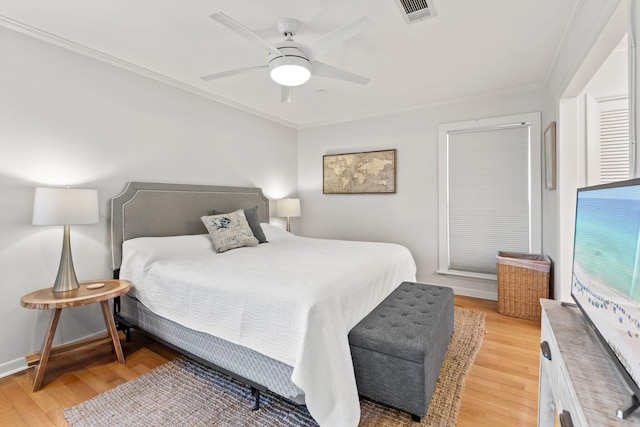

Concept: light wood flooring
[[0, 296, 541, 426]]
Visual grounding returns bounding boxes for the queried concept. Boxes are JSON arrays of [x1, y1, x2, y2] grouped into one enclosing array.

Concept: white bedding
[[119, 224, 417, 427]]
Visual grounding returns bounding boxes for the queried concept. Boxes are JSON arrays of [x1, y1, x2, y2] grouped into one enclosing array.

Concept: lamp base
[[52, 225, 80, 293]]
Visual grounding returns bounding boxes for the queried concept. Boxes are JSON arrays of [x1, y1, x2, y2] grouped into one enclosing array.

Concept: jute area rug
[[65, 308, 485, 427]]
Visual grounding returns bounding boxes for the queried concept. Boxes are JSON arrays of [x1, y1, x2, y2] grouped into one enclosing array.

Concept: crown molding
[[1, 14, 548, 132], [297, 83, 545, 130], [0, 15, 297, 129]]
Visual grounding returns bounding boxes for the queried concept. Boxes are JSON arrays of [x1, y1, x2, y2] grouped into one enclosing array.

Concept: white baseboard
[[0, 329, 108, 380], [449, 285, 498, 301], [0, 357, 28, 379]]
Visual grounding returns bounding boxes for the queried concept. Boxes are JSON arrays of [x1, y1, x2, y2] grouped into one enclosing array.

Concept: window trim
[[437, 112, 542, 280]]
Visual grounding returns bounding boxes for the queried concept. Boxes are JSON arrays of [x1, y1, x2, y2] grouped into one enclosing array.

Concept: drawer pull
[[540, 341, 552, 361], [559, 410, 573, 427]]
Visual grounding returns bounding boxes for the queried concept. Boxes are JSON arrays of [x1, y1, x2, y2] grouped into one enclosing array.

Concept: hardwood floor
[[0, 295, 541, 426], [455, 296, 541, 427]]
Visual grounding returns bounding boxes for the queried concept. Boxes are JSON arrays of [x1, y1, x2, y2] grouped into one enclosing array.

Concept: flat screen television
[[571, 177, 640, 418]]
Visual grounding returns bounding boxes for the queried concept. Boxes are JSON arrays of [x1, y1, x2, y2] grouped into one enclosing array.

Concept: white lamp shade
[[269, 56, 311, 87], [276, 198, 301, 218], [32, 187, 99, 225]]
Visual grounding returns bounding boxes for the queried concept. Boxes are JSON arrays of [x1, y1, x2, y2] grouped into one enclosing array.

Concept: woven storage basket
[[496, 251, 550, 321]]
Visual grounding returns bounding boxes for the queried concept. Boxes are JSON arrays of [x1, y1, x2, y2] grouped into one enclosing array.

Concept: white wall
[[297, 91, 545, 300], [0, 27, 297, 375], [554, 34, 627, 303], [543, 0, 625, 301]]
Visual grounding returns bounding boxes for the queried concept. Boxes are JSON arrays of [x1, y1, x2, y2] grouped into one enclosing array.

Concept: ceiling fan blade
[[210, 13, 283, 58], [305, 17, 372, 59], [281, 86, 293, 103], [312, 61, 370, 85], [200, 65, 266, 82]]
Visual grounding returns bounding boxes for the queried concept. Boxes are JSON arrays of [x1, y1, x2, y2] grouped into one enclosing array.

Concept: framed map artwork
[[323, 149, 396, 194]]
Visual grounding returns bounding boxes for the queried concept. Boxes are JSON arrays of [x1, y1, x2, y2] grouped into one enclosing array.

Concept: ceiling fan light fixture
[[269, 56, 312, 86]]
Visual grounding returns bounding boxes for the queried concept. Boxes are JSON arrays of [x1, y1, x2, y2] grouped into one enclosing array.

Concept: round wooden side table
[[21, 279, 131, 391]]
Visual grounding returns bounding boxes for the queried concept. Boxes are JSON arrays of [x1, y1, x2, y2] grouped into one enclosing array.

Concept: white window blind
[[446, 125, 530, 275], [598, 100, 629, 183]]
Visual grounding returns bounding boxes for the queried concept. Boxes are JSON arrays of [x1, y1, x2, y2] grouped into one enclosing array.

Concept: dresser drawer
[[556, 364, 582, 427], [540, 309, 561, 396]]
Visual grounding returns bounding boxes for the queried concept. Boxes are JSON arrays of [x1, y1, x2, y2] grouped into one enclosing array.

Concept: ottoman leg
[[412, 414, 422, 422]]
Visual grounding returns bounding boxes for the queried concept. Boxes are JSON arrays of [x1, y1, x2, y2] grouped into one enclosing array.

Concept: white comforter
[[120, 224, 417, 427]]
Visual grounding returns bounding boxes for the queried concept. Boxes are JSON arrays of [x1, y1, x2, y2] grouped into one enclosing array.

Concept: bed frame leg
[[250, 387, 261, 410], [112, 295, 133, 342]]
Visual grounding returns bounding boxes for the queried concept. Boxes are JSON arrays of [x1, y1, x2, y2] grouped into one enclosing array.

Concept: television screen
[[571, 178, 640, 407]]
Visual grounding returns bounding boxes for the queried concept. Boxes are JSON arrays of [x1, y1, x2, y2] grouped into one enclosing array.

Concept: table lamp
[[32, 187, 99, 292], [276, 198, 301, 233]]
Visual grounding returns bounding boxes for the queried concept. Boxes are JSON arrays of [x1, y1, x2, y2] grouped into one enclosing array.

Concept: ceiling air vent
[[396, 0, 436, 24]]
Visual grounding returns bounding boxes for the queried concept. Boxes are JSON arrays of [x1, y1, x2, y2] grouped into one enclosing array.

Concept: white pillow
[[201, 209, 259, 253], [260, 223, 296, 241]]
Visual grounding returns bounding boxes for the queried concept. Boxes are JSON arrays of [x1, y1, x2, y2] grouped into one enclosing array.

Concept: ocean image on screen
[[571, 184, 640, 391]]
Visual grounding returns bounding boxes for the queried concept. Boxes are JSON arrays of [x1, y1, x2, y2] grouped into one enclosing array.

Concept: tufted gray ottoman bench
[[348, 282, 454, 422]]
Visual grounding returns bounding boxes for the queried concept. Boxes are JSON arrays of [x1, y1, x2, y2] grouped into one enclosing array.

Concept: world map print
[[323, 149, 396, 194]]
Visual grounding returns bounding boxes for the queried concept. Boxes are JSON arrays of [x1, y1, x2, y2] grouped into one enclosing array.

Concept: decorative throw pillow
[[209, 206, 268, 244], [201, 209, 259, 253]]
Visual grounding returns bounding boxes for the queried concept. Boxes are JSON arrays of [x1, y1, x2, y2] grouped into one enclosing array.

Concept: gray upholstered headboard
[[110, 182, 269, 270]]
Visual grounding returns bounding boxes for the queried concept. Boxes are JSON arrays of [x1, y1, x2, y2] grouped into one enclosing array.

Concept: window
[[438, 113, 542, 280]]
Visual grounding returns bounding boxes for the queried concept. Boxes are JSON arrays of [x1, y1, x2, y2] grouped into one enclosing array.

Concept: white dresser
[[539, 299, 640, 426]]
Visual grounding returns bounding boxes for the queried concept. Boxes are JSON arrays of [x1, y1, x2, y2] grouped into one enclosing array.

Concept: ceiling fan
[[201, 13, 372, 103]]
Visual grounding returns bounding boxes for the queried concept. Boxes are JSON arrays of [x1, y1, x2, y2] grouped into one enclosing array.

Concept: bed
[[110, 182, 417, 426]]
